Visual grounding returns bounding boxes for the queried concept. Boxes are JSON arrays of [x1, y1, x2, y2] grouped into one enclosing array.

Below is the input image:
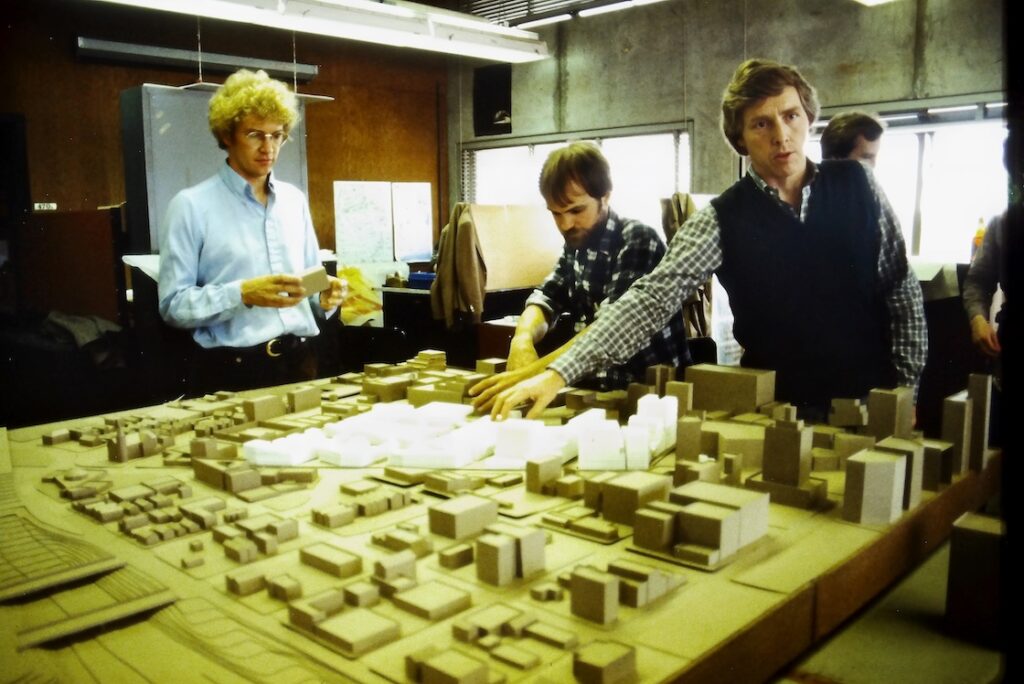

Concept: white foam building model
[[243, 401, 483, 468], [575, 396, 679, 470], [241, 395, 680, 471], [242, 432, 318, 466]]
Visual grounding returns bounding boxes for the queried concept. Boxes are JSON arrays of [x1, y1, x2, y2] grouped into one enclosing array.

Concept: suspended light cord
[[196, 17, 204, 83], [292, 31, 299, 92]]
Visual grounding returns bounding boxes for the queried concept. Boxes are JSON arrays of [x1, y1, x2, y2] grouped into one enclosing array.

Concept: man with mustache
[[472, 142, 690, 405]]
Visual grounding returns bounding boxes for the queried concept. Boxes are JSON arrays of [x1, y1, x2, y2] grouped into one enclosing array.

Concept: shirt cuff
[[523, 293, 557, 321]]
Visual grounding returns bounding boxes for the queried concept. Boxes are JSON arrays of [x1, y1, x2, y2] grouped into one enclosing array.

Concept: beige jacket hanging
[[430, 203, 487, 328]]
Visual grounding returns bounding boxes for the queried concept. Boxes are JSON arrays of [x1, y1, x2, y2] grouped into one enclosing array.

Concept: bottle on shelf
[[971, 217, 986, 261]]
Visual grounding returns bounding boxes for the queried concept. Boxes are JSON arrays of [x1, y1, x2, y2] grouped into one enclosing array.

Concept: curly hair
[[539, 141, 613, 206], [721, 59, 819, 155], [208, 69, 299, 149]]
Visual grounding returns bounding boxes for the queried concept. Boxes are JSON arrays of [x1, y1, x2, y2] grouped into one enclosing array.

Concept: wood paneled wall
[[0, 0, 450, 251]]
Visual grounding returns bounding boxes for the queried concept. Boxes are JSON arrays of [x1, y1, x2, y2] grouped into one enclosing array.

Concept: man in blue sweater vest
[[481, 59, 927, 421]]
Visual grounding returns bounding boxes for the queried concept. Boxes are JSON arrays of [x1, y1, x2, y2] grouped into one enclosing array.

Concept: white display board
[[333, 180, 433, 264]]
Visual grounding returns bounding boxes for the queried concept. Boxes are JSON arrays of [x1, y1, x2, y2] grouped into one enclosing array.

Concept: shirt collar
[[218, 161, 275, 200], [747, 160, 818, 196], [577, 208, 615, 253], [747, 161, 817, 217]]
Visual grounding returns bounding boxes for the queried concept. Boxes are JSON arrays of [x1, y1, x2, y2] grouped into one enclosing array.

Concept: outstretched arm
[[470, 326, 587, 413]]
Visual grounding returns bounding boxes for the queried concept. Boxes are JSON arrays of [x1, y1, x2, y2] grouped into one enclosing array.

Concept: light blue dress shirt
[[158, 163, 324, 349]]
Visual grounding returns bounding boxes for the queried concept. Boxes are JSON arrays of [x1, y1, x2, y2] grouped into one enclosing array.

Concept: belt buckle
[[266, 338, 283, 357]]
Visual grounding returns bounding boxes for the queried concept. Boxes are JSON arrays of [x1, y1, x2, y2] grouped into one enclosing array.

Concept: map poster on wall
[[392, 182, 433, 262], [334, 181, 394, 264]]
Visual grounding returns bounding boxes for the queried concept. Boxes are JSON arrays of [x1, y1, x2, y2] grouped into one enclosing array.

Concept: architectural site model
[[0, 350, 999, 683]]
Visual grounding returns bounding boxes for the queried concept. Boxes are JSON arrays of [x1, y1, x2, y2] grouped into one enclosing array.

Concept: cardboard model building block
[[685, 363, 775, 414], [300, 542, 363, 577], [555, 474, 586, 499], [832, 433, 876, 468], [601, 471, 671, 525], [876, 436, 924, 510], [665, 380, 694, 416], [722, 452, 743, 486], [829, 397, 868, 428], [633, 506, 679, 545], [866, 387, 914, 440], [573, 640, 637, 684], [267, 573, 303, 601], [287, 385, 321, 413], [476, 533, 517, 586], [429, 494, 499, 540], [946, 512, 1004, 647], [762, 420, 812, 486], [626, 382, 656, 418], [678, 501, 742, 559], [343, 581, 380, 608], [843, 450, 906, 525], [374, 549, 417, 581], [920, 438, 955, 490], [225, 567, 265, 596], [289, 588, 346, 631], [420, 650, 488, 684], [675, 416, 703, 462], [313, 504, 357, 529], [243, 395, 287, 422], [811, 424, 845, 450], [439, 543, 474, 569], [476, 357, 507, 374], [673, 458, 723, 486], [967, 373, 993, 471], [530, 582, 565, 602], [669, 480, 769, 548], [526, 453, 563, 494], [570, 566, 619, 625], [392, 581, 472, 620], [299, 264, 330, 293], [583, 471, 619, 510], [524, 620, 579, 649], [316, 608, 400, 658], [700, 421, 766, 469], [941, 391, 973, 476], [745, 471, 828, 510], [486, 521, 546, 578]]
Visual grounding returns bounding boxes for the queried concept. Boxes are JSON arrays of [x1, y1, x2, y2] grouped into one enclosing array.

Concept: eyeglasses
[[243, 130, 289, 147]]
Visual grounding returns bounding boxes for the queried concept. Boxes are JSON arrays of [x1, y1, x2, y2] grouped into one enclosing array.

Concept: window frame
[[810, 93, 1007, 261], [459, 121, 694, 205]]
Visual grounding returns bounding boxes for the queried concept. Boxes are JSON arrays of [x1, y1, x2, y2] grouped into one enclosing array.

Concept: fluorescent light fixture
[[579, 1, 634, 17], [579, 0, 669, 18], [879, 113, 919, 122], [926, 104, 979, 115], [851, 0, 899, 6], [516, 14, 573, 30], [78, 0, 548, 63]]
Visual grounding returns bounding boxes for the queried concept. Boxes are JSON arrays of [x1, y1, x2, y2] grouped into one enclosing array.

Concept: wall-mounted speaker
[[473, 63, 512, 137]]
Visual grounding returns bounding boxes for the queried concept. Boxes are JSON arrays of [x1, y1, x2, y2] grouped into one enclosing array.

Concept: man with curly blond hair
[[158, 69, 345, 395]]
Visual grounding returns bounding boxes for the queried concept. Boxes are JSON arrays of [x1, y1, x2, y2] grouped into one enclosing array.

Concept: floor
[[772, 541, 1005, 684]]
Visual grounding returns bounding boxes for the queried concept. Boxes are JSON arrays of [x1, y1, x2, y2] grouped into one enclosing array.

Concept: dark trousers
[[186, 334, 317, 397]]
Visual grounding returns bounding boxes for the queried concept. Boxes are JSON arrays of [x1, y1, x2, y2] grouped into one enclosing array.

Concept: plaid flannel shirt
[[526, 209, 690, 389]]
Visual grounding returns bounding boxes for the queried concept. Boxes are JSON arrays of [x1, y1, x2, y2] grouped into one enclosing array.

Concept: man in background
[[820, 111, 885, 167]]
